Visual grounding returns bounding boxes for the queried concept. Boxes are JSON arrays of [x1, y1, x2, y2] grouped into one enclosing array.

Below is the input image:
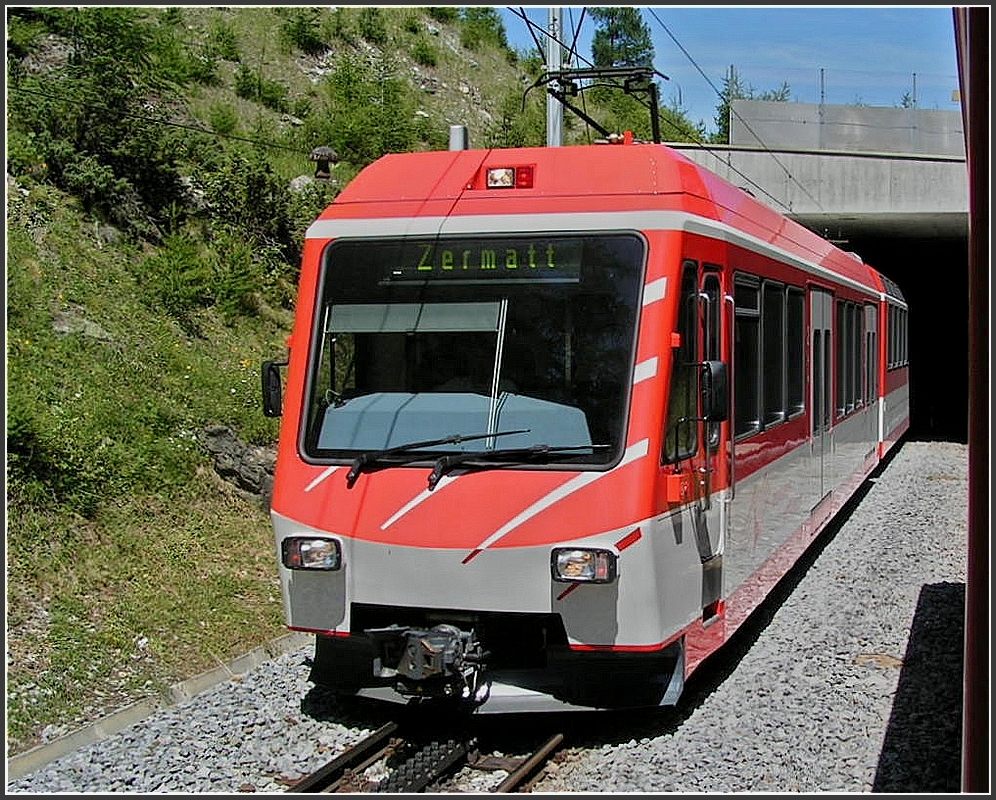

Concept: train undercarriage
[[308, 606, 685, 714]]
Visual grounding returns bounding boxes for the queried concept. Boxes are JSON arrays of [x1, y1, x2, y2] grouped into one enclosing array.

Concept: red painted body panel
[[274, 459, 660, 551], [884, 365, 909, 395]]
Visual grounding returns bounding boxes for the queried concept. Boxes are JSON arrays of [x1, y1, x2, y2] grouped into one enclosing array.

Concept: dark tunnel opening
[[846, 235, 969, 444]]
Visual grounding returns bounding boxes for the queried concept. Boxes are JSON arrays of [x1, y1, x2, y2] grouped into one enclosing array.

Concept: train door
[[699, 267, 727, 617], [699, 268, 727, 545], [810, 288, 833, 504], [664, 261, 728, 617]]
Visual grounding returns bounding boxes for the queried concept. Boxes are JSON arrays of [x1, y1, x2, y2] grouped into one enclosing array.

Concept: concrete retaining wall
[[730, 99, 965, 158]]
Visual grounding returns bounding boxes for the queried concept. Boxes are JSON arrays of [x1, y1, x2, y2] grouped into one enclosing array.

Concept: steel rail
[[287, 721, 400, 793], [492, 733, 565, 793]]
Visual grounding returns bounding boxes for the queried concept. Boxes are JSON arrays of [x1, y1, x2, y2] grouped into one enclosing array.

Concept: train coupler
[[365, 624, 490, 703]]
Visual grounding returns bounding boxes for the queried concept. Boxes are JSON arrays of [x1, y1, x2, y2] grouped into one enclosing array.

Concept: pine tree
[[712, 66, 791, 143], [590, 7, 654, 68], [712, 66, 748, 144]]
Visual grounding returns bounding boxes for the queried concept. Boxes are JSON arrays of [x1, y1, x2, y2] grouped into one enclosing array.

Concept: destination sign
[[383, 238, 582, 283]]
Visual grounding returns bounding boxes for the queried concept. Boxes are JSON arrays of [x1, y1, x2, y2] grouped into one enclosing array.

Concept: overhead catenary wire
[[505, 6, 803, 214], [646, 8, 826, 213]]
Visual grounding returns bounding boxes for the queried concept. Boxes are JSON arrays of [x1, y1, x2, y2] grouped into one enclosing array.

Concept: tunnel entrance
[[846, 235, 969, 443]]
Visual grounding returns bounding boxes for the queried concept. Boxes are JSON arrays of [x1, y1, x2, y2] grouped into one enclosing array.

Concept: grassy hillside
[[4, 5, 545, 757], [5, 6, 699, 755], [6, 180, 291, 751]]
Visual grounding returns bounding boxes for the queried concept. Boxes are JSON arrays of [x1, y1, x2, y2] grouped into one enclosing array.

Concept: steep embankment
[[6, 6, 537, 756]]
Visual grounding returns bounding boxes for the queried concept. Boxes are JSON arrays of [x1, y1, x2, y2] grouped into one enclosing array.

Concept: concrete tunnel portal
[[671, 109, 971, 445]]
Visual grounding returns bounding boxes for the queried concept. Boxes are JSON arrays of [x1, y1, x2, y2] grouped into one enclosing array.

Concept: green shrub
[[403, 11, 422, 34], [427, 7, 458, 24], [55, 150, 135, 215], [5, 12, 48, 62], [188, 52, 221, 86], [207, 102, 239, 136], [150, 10, 220, 86], [234, 63, 289, 112], [305, 53, 422, 166], [210, 229, 287, 318], [5, 128, 47, 180], [209, 20, 241, 62], [280, 9, 327, 56], [325, 8, 354, 44], [287, 179, 337, 247], [459, 7, 508, 51], [152, 40, 221, 87], [357, 7, 388, 46], [233, 64, 255, 99], [484, 87, 546, 148], [159, 7, 183, 26], [290, 94, 314, 120], [198, 154, 290, 241], [133, 228, 290, 326], [5, 7, 189, 240], [134, 234, 215, 321], [412, 35, 438, 67]]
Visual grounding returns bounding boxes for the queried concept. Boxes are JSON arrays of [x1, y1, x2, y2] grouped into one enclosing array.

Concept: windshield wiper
[[427, 444, 611, 490], [345, 429, 530, 488]]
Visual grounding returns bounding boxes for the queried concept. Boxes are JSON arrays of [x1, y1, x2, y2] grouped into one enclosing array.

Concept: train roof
[[320, 141, 881, 292]]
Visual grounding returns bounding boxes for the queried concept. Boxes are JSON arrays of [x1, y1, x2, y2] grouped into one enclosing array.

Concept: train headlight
[[486, 165, 535, 189], [550, 548, 617, 583], [281, 537, 342, 571]]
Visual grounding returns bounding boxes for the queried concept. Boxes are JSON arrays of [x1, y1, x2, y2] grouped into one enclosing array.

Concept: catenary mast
[[546, 7, 563, 146]]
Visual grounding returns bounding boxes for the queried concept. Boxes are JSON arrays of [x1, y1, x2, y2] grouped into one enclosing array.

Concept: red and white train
[[263, 129, 910, 712]]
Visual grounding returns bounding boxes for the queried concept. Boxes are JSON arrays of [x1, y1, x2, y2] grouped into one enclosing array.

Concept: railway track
[[286, 719, 564, 793]]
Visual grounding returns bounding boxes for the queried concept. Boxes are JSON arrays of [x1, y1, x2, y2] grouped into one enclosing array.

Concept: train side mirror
[[702, 360, 728, 422], [262, 360, 287, 418]]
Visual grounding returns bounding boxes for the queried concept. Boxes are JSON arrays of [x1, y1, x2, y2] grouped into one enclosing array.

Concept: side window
[[663, 262, 699, 462], [896, 307, 902, 368], [737, 275, 805, 439], [897, 307, 903, 367], [813, 330, 824, 434], [703, 272, 721, 363], [734, 275, 760, 439], [787, 288, 805, 415], [703, 271, 722, 451], [854, 305, 865, 408], [846, 302, 856, 413], [886, 302, 909, 371], [762, 281, 785, 427], [811, 288, 833, 436], [886, 303, 899, 369], [835, 299, 866, 417], [901, 308, 908, 366], [865, 304, 878, 404], [835, 300, 847, 418]]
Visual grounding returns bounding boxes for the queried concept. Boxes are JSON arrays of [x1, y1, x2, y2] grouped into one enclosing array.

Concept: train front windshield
[[302, 234, 645, 468]]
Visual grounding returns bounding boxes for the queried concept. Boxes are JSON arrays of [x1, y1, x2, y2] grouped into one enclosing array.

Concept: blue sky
[[498, 6, 962, 133]]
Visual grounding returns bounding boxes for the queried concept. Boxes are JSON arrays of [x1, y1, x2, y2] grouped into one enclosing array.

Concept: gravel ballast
[[6, 440, 969, 793]]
